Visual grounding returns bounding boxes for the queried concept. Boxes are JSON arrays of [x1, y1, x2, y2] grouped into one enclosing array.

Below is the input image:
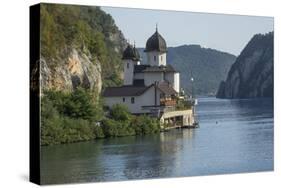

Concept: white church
[[103, 28, 186, 117]]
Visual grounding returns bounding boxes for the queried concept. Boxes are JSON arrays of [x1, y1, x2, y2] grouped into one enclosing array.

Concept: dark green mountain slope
[[138, 45, 236, 95]]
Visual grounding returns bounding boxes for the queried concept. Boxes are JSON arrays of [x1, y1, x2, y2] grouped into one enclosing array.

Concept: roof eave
[[144, 49, 167, 53]]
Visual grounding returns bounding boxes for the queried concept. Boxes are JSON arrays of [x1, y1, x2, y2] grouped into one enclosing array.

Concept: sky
[[102, 6, 273, 56]]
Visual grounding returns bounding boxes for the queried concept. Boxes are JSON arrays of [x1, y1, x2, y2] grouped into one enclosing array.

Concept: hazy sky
[[102, 6, 273, 56]]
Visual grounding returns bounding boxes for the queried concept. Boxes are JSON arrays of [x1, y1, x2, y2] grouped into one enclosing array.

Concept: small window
[[123, 98, 125, 102], [154, 56, 156, 61], [127, 63, 129, 68], [131, 97, 135, 104], [161, 56, 163, 62]]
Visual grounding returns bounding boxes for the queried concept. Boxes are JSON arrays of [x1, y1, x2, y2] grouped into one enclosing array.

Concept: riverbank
[[41, 97, 273, 184], [41, 89, 161, 146]]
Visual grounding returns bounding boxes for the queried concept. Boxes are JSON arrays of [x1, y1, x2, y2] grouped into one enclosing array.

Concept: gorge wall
[[37, 4, 127, 95], [216, 32, 273, 99]]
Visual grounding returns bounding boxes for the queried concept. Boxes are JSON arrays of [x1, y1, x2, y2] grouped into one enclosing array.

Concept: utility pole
[[191, 77, 194, 99], [190, 69, 194, 99]]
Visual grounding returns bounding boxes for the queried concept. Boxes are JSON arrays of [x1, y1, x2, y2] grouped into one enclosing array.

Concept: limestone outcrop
[[216, 32, 273, 98]]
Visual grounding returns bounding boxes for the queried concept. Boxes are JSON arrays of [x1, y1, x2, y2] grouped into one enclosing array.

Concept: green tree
[[63, 88, 103, 122], [41, 88, 105, 145], [110, 104, 131, 122], [101, 118, 118, 137], [131, 115, 160, 135]]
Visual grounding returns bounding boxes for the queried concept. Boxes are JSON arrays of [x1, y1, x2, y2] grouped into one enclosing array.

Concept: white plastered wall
[[144, 72, 164, 86], [164, 72, 180, 93], [123, 59, 134, 85], [104, 86, 161, 114], [146, 51, 166, 66]]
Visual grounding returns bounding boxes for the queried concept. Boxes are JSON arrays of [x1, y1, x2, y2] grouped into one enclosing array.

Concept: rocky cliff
[[216, 32, 273, 98], [38, 4, 127, 94], [40, 49, 102, 93]]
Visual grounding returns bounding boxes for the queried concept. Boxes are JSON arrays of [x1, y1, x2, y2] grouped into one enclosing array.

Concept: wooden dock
[[159, 109, 199, 131], [163, 122, 199, 131]]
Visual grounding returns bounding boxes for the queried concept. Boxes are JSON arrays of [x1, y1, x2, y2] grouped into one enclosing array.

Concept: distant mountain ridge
[[216, 32, 273, 98], [138, 45, 236, 95]]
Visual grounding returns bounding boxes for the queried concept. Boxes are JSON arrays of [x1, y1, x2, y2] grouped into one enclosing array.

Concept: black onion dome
[[144, 29, 167, 52], [122, 44, 140, 61]]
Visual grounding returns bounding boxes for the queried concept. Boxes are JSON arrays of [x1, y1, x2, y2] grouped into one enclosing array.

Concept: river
[[41, 97, 273, 184]]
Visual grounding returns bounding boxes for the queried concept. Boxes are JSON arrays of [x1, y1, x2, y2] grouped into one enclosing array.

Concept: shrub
[[64, 88, 104, 122], [68, 118, 95, 141], [101, 118, 135, 137], [41, 89, 161, 146], [116, 121, 135, 136], [93, 124, 105, 138], [110, 104, 131, 122], [131, 115, 160, 135], [41, 115, 64, 146], [41, 88, 104, 145], [101, 118, 118, 137]]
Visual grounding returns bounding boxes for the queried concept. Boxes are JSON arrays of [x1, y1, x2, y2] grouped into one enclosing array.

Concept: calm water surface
[[41, 97, 273, 184]]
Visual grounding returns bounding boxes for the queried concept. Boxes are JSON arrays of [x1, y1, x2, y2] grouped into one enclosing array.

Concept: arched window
[[161, 55, 163, 62]]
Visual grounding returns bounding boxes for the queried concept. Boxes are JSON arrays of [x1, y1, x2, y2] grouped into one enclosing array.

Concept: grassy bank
[[41, 88, 160, 146]]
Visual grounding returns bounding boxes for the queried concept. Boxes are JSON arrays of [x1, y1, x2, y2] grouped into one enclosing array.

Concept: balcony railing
[[175, 97, 197, 110], [142, 105, 175, 117], [160, 99, 177, 106], [142, 97, 197, 117]]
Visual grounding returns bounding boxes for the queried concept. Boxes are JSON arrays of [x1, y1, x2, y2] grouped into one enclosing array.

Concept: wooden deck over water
[[160, 109, 198, 130]]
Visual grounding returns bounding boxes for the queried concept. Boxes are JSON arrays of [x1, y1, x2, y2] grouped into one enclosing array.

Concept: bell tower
[[144, 26, 167, 66], [122, 43, 140, 85]]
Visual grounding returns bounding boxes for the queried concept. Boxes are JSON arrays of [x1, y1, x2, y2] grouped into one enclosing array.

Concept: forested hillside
[[40, 3, 127, 91], [139, 45, 236, 95]]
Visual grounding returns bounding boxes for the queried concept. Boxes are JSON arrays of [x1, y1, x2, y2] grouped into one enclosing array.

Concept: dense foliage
[[41, 90, 160, 146], [40, 4, 125, 87], [138, 45, 236, 95], [102, 104, 160, 137], [41, 88, 104, 145]]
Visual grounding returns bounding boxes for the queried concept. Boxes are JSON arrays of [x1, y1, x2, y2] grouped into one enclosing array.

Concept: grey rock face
[[216, 32, 273, 98], [40, 49, 102, 94]]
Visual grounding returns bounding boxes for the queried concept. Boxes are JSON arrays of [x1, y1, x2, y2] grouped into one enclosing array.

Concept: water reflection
[[41, 97, 273, 184]]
